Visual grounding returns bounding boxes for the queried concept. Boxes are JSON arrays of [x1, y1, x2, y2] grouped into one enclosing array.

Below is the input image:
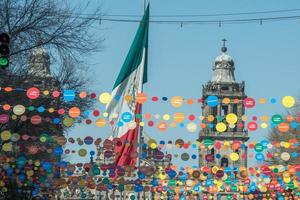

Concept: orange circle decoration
[[124, 95, 132, 102], [222, 98, 231, 104], [26, 87, 40, 99], [79, 91, 87, 99], [186, 99, 194, 105], [157, 121, 167, 131], [136, 93, 147, 104], [207, 115, 214, 122], [4, 87, 13, 92], [2, 104, 10, 111], [95, 118, 106, 127], [277, 122, 290, 133], [286, 115, 294, 122], [171, 96, 183, 108], [259, 98, 266, 104], [173, 112, 185, 123], [144, 113, 151, 119], [68, 107, 81, 118]]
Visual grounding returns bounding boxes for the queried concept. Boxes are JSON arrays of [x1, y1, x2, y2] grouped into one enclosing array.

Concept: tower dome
[[211, 39, 236, 83], [28, 47, 51, 77]]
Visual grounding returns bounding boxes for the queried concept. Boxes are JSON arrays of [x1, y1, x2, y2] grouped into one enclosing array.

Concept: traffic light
[[0, 33, 10, 69]]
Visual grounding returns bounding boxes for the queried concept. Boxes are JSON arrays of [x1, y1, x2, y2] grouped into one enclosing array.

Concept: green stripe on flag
[[113, 4, 149, 89]]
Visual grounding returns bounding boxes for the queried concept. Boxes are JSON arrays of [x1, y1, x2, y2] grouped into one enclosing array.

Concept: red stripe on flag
[[114, 103, 141, 167]]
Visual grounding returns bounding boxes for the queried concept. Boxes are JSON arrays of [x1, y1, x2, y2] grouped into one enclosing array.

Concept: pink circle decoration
[[26, 87, 40, 100], [243, 97, 255, 108], [52, 90, 60, 98], [0, 114, 9, 124]]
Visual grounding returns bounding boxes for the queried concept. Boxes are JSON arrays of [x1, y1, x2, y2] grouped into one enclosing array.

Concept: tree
[[0, 0, 103, 198], [267, 100, 300, 165]]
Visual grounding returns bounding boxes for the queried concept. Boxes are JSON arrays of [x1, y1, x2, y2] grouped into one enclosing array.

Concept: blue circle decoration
[[114, 95, 121, 101], [63, 90, 75, 102], [83, 110, 90, 117], [84, 136, 93, 145], [53, 118, 60, 124], [37, 106, 45, 113], [255, 153, 264, 161], [42, 162, 52, 170], [270, 98, 276, 104], [291, 121, 298, 129], [117, 121, 124, 127], [121, 112, 133, 122], [191, 154, 197, 159], [90, 151, 95, 156], [53, 147, 63, 156], [162, 97, 168, 101], [292, 152, 298, 157], [207, 95, 219, 107]]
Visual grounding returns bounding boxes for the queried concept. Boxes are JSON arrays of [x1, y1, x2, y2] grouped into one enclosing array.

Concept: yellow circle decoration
[[171, 96, 183, 108], [43, 90, 49, 95], [99, 92, 112, 104], [226, 113, 238, 124], [282, 96, 295, 108], [1, 131, 11, 141], [40, 136, 47, 143], [62, 117, 74, 127], [78, 149, 87, 157], [260, 123, 268, 129], [216, 122, 226, 133], [2, 143, 12, 152], [230, 152, 239, 161], [163, 114, 170, 121]]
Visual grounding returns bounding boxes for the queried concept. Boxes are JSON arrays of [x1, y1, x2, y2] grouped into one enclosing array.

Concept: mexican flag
[[106, 5, 149, 167]]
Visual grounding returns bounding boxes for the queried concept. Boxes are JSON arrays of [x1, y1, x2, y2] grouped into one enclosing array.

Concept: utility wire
[[78, 8, 300, 18], [82, 15, 300, 25]]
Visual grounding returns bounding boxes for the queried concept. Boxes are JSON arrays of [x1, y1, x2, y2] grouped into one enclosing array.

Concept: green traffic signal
[[0, 56, 9, 68], [0, 33, 10, 69]]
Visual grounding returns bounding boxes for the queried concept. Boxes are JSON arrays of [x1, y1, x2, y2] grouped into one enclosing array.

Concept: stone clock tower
[[199, 39, 249, 169]]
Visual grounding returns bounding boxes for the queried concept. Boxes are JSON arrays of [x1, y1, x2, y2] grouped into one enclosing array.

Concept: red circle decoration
[[31, 115, 42, 125], [247, 121, 258, 131], [151, 96, 158, 102], [243, 97, 255, 108], [188, 114, 195, 121], [93, 110, 100, 117], [26, 87, 40, 99], [58, 109, 65, 115]]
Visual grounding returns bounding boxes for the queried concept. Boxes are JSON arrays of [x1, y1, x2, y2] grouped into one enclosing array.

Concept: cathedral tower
[[199, 39, 249, 169]]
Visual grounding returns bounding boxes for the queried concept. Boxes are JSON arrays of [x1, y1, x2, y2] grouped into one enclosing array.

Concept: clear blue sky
[[66, 0, 300, 167]]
